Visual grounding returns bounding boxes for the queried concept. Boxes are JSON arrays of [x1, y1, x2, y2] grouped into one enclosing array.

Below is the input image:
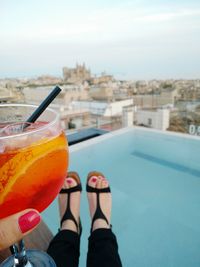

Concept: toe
[[63, 178, 70, 189], [97, 176, 103, 189], [66, 177, 77, 188], [88, 176, 98, 188], [101, 178, 109, 188]]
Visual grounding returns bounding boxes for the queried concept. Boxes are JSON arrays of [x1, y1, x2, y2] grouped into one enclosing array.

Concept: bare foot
[[59, 177, 81, 233], [87, 174, 112, 232]]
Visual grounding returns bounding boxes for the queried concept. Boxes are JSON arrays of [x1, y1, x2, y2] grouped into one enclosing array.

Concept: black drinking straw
[[26, 86, 62, 124]]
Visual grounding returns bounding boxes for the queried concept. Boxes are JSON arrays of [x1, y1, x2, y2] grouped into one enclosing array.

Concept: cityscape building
[[0, 66, 200, 135], [63, 63, 91, 84]]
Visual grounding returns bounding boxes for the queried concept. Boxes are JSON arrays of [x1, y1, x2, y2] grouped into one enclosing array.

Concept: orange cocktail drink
[[0, 104, 68, 219]]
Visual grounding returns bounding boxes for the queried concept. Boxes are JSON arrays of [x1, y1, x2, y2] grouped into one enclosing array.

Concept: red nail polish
[[18, 211, 41, 233], [91, 177, 97, 182]]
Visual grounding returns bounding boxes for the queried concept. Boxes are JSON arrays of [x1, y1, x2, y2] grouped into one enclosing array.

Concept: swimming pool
[[43, 126, 200, 267]]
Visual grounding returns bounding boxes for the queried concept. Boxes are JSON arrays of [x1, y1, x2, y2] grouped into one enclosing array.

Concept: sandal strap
[[60, 191, 79, 231], [86, 185, 111, 233], [86, 184, 111, 193], [86, 172, 111, 232], [59, 173, 82, 233], [60, 184, 82, 194], [91, 192, 109, 232], [61, 209, 79, 231]]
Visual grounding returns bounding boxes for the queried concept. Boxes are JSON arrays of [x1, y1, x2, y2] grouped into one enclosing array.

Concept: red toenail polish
[[67, 179, 72, 184], [91, 177, 97, 182]]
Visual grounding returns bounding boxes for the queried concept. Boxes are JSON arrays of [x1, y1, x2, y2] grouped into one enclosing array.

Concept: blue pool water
[[43, 127, 200, 267]]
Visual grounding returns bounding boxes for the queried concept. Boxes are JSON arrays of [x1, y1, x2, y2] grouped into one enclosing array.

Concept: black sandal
[[59, 171, 82, 235], [86, 171, 111, 233]]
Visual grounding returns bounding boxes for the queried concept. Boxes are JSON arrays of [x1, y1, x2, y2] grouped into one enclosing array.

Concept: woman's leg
[[47, 174, 82, 267], [86, 173, 122, 267], [47, 230, 80, 267]]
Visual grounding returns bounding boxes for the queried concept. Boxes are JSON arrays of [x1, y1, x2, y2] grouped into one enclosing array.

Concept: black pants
[[47, 228, 122, 267]]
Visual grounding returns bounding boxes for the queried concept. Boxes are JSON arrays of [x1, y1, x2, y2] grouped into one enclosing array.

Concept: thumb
[[0, 209, 41, 250]]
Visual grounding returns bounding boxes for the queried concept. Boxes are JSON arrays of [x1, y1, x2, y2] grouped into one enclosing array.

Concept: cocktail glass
[[0, 104, 69, 266]]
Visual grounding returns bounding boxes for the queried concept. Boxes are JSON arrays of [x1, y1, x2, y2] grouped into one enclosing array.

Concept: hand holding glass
[[0, 104, 69, 266]]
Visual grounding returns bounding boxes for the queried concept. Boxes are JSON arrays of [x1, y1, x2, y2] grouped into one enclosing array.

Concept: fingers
[[0, 209, 41, 250]]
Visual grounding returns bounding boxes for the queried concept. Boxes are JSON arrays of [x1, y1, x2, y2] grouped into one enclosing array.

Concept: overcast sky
[[0, 0, 200, 80]]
